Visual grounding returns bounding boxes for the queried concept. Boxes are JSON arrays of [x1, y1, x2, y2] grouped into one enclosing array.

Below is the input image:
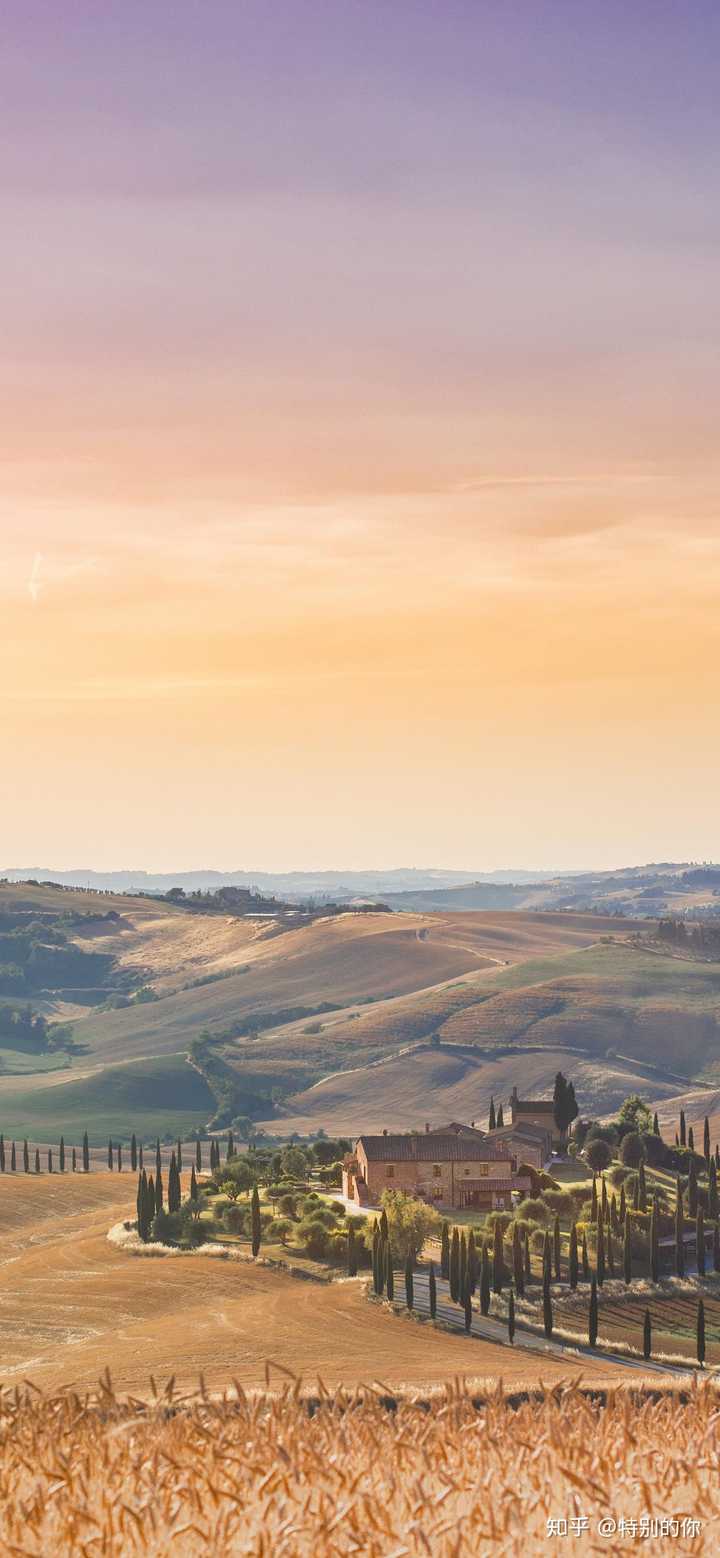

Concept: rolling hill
[[1, 881, 718, 1141]]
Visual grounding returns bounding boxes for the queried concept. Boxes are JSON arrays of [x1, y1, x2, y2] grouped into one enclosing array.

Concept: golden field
[[1, 1377, 718, 1554]]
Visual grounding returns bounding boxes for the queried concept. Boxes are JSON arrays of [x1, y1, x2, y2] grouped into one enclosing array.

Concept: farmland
[[0, 1173, 629, 1398], [1, 1378, 718, 1555]]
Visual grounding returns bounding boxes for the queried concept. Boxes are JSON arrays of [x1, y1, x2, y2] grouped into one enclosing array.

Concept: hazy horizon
[[3, 1, 719, 869]]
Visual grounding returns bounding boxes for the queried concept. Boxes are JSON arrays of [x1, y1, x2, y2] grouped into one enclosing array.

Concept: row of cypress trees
[[0, 1130, 233, 1174]]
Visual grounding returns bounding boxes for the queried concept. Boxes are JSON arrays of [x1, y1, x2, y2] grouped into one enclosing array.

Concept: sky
[[2, 0, 720, 872]]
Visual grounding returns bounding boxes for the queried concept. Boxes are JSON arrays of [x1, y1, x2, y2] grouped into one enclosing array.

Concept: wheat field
[[0, 1377, 717, 1554]]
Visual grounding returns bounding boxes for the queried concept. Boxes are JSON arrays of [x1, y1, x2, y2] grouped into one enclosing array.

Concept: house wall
[[355, 1145, 514, 1208]]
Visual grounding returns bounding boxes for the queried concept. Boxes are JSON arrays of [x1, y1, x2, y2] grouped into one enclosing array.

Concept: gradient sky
[[3, 1, 720, 871]]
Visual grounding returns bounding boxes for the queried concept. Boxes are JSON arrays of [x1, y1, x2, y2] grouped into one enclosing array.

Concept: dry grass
[[0, 1175, 630, 1398], [0, 1377, 718, 1554]]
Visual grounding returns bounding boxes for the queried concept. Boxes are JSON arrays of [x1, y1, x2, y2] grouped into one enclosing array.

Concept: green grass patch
[[0, 1053, 214, 1143]]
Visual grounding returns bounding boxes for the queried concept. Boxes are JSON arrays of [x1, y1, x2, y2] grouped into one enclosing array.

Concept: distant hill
[[0, 864, 577, 898]]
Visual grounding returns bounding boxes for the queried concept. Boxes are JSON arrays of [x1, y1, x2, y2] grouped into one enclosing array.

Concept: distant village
[[342, 1085, 568, 1213]]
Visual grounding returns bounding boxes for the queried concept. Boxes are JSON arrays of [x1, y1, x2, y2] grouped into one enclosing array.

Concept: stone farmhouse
[[342, 1087, 566, 1210], [342, 1123, 532, 1212]]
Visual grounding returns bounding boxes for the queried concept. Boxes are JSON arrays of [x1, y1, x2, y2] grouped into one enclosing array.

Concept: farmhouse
[[487, 1120, 552, 1170], [342, 1128, 531, 1211], [509, 1085, 565, 1150]]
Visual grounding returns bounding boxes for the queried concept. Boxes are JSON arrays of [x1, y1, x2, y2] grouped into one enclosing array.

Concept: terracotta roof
[[512, 1100, 556, 1114], [429, 1121, 486, 1138], [491, 1123, 551, 1141], [356, 1134, 513, 1163]]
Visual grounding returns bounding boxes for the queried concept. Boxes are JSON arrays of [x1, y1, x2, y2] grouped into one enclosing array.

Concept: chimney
[[425, 1121, 430, 1133], [382, 1128, 388, 1136]]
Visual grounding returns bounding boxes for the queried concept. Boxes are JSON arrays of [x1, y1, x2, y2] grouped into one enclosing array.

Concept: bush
[[278, 1193, 299, 1219], [295, 1218, 332, 1259], [267, 1217, 293, 1246], [515, 1197, 551, 1225], [223, 1204, 248, 1235], [152, 1207, 205, 1248], [620, 1131, 644, 1168], [542, 1189, 574, 1216]]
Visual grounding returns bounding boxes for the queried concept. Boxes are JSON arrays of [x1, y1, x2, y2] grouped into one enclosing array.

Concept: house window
[[386, 1165, 395, 1178], [479, 1163, 489, 1177], [433, 1165, 441, 1178]]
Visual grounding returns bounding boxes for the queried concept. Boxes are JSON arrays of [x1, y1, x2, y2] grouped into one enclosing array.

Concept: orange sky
[[2, 3, 720, 870]]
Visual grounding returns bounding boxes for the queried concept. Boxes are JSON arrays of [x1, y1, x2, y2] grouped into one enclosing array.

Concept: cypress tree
[[688, 1158, 698, 1219], [449, 1228, 460, 1303], [385, 1241, 394, 1301], [633, 1173, 640, 1213], [513, 1224, 524, 1297], [177, 1138, 183, 1172], [696, 1209, 705, 1279], [542, 1268, 553, 1339], [227, 1130, 234, 1160], [508, 1288, 515, 1344], [607, 1225, 615, 1280], [251, 1184, 261, 1258], [379, 1208, 389, 1243], [623, 1211, 632, 1284], [146, 1174, 155, 1234], [596, 1212, 605, 1287], [34, 1148, 40, 1174], [372, 1225, 381, 1294], [704, 1116, 711, 1170], [156, 1139, 162, 1181], [496, 1103, 504, 1128], [650, 1198, 659, 1283], [130, 1133, 137, 1172], [429, 1261, 437, 1320], [23, 1139, 29, 1173], [459, 1232, 467, 1298], [488, 1096, 496, 1131], [653, 1111, 660, 1136], [48, 1148, 53, 1173], [716, 1143, 720, 1171], [155, 1166, 163, 1216], [467, 1229, 478, 1293], [139, 1143, 144, 1172], [591, 1176, 598, 1223], [108, 1139, 113, 1171], [72, 1146, 76, 1172], [643, 1308, 652, 1361], [601, 1176, 608, 1222], [11, 1141, 16, 1171], [553, 1214, 561, 1281], [708, 1159, 718, 1221], [190, 1164, 198, 1201], [196, 1138, 202, 1172], [638, 1158, 647, 1214], [697, 1298, 706, 1367], [688, 1125, 695, 1154], [463, 1279, 472, 1333], [523, 1228, 531, 1284], [117, 1143, 122, 1173], [59, 1136, 65, 1172], [588, 1276, 598, 1347], [168, 1153, 178, 1213], [0, 1135, 4, 1172], [675, 1131, 679, 1148], [480, 1243, 491, 1315], [581, 1229, 590, 1282], [405, 1254, 414, 1310], [569, 1222, 578, 1290], [347, 1219, 357, 1277], [680, 1109, 686, 1147], [493, 1219, 504, 1295], [137, 1171, 149, 1240], [619, 1182, 626, 1223], [440, 1221, 450, 1279], [714, 1221, 720, 1275], [610, 1193, 618, 1234], [542, 1228, 551, 1286], [675, 1182, 685, 1277], [82, 1131, 89, 1172]]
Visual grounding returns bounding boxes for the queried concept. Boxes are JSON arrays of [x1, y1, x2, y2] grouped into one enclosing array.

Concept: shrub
[[295, 1218, 332, 1259], [277, 1193, 298, 1219], [621, 1131, 644, 1168], [267, 1218, 293, 1246], [223, 1203, 248, 1235], [542, 1189, 574, 1216], [516, 1197, 551, 1225]]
